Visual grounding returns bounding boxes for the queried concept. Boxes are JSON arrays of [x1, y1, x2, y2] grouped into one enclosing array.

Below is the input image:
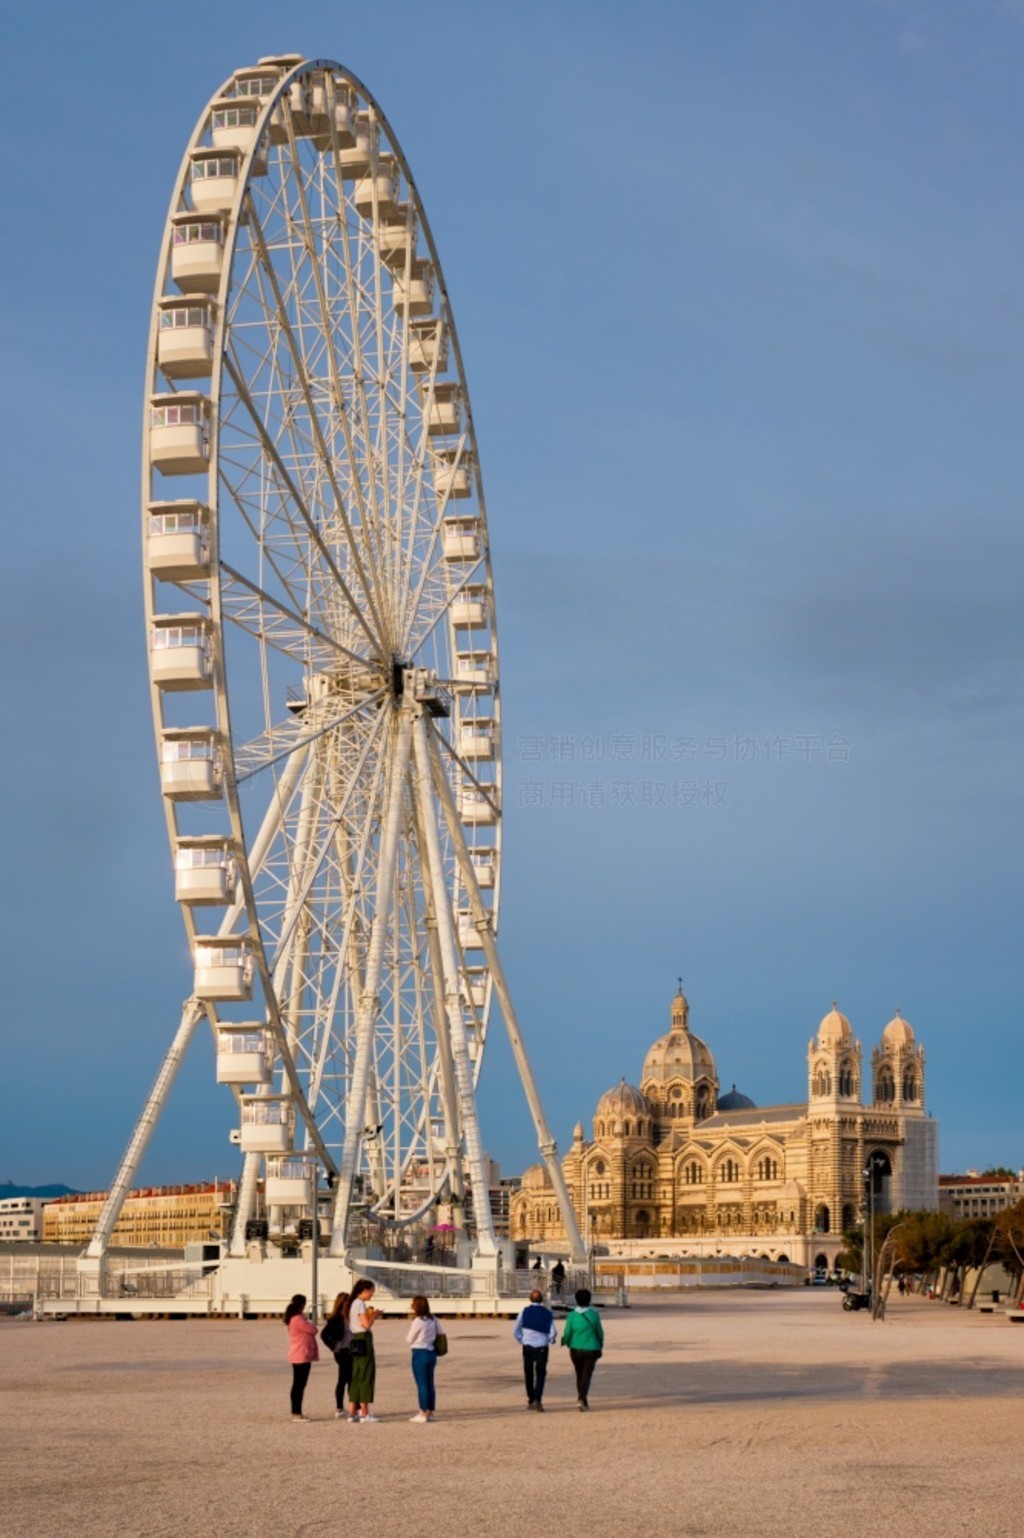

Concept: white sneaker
[[360, 1414, 380, 1423], [291, 1414, 310, 1422], [335, 1410, 347, 1419], [410, 1412, 429, 1422]]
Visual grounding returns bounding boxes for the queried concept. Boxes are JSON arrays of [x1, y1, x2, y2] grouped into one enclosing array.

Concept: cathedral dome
[[881, 1010, 915, 1048], [596, 1079, 654, 1119], [642, 989, 716, 1084], [520, 1163, 551, 1191], [717, 1084, 756, 1112], [816, 1004, 852, 1047]]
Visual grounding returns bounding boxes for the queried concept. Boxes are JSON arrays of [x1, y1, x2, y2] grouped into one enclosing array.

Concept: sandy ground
[[1, 1290, 1020, 1538]]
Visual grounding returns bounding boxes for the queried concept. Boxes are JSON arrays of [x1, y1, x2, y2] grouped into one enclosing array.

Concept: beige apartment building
[[43, 1182, 233, 1249]]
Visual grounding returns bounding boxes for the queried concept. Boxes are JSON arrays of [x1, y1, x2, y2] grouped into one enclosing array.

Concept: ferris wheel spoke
[[232, 689, 387, 783], [221, 347, 384, 657], [261, 708, 389, 1133], [262, 711, 387, 991], [431, 727, 500, 818], [278, 104, 399, 647], [219, 561, 377, 673], [394, 385, 442, 647], [240, 190, 393, 646], [216, 467, 369, 663], [401, 470, 482, 656]]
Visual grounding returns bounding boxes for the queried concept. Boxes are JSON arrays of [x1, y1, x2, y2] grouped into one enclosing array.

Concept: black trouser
[[291, 1362, 311, 1415], [522, 1344, 549, 1404], [570, 1348, 600, 1404], [333, 1348, 352, 1410]]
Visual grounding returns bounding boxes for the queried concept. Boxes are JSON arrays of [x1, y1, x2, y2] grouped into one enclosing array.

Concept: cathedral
[[510, 990, 938, 1270]]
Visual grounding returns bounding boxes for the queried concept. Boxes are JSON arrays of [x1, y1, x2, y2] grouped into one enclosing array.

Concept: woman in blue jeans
[[406, 1294, 441, 1422]]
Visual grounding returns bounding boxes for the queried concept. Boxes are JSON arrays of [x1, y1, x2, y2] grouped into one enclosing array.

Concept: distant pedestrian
[[406, 1294, 442, 1422], [513, 1288, 557, 1411], [531, 1256, 544, 1272], [897, 1276, 906, 1297], [551, 1260, 566, 1296], [284, 1293, 319, 1421], [560, 1288, 604, 1410], [321, 1292, 353, 1420], [345, 1278, 382, 1421]]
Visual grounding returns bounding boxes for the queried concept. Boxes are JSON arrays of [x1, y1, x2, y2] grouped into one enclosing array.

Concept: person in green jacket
[[560, 1288, 604, 1410]]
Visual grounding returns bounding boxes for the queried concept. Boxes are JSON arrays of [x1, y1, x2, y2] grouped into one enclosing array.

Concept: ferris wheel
[[85, 54, 584, 1269]]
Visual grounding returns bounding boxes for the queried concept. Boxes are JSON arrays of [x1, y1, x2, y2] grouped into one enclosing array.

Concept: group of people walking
[[514, 1288, 604, 1411], [284, 1281, 603, 1421]]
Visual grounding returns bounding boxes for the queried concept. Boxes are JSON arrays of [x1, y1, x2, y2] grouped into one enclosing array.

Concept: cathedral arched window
[[623, 1120, 631, 1137], [719, 1158, 739, 1184], [902, 1067, 918, 1102], [876, 1067, 895, 1104], [635, 1210, 650, 1238], [682, 1160, 703, 1186], [814, 1204, 830, 1234], [814, 1065, 831, 1097], [838, 1060, 854, 1096]]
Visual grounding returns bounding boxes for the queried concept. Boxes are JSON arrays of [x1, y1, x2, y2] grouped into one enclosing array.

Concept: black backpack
[[320, 1315, 342, 1352]]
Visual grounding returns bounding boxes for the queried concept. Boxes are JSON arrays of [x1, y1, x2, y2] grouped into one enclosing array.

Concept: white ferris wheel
[[86, 54, 583, 1271]]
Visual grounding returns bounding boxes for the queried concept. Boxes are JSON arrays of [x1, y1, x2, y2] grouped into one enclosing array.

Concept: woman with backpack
[[406, 1294, 443, 1422], [320, 1292, 353, 1420]]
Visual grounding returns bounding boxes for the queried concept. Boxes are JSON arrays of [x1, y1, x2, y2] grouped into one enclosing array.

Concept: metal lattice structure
[[85, 54, 584, 1271]]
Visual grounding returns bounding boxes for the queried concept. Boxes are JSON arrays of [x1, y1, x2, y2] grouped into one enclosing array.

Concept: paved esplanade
[[3, 1291, 1019, 1537]]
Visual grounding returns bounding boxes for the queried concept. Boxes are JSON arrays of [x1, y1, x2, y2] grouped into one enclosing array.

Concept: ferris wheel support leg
[[81, 998, 206, 1272], [429, 730, 588, 1265], [411, 791, 466, 1204], [413, 714, 497, 1258], [228, 1151, 261, 1256], [329, 710, 414, 1255]]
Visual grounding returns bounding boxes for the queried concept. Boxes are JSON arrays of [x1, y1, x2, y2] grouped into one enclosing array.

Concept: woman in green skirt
[[345, 1279, 381, 1421]]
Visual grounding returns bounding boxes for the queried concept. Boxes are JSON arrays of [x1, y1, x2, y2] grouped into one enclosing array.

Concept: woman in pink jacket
[[284, 1293, 319, 1421]]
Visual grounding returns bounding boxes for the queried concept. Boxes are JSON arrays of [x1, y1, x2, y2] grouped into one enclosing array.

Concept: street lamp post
[[862, 1161, 874, 1298], [309, 1160, 320, 1324]]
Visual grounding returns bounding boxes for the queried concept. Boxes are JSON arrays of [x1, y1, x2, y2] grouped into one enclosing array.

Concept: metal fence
[[505, 1267, 597, 1300], [0, 1249, 212, 1303], [360, 1261, 472, 1298]]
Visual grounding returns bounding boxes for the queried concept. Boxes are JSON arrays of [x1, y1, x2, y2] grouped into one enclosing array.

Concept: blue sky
[[1, 0, 1020, 1189]]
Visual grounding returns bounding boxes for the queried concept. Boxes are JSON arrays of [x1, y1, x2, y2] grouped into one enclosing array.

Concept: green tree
[[993, 1199, 1024, 1304], [890, 1209, 952, 1281], [938, 1218, 994, 1301]]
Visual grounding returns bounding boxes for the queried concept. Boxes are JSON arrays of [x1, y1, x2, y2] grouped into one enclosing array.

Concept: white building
[[0, 1198, 45, 1242]]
